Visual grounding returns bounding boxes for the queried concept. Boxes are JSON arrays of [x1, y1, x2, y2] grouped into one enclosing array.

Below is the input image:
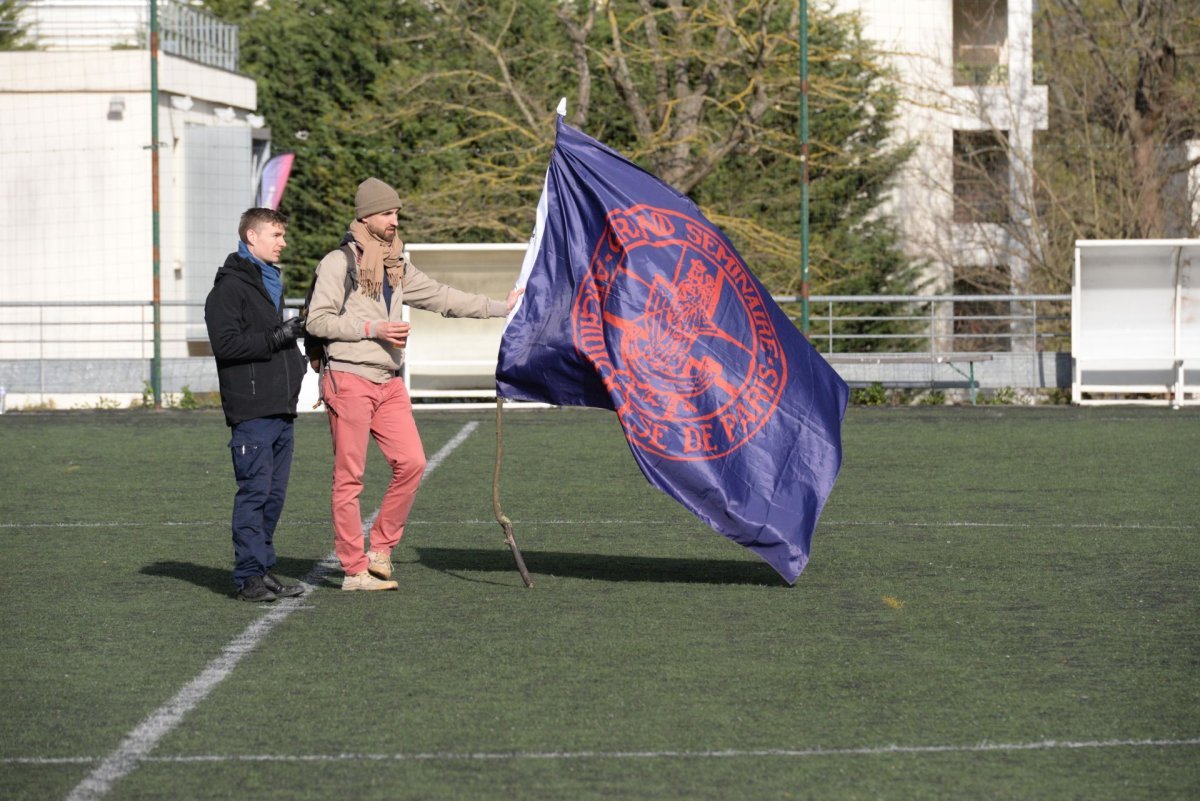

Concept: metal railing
[[0, 294, 1074, 399], [778, 294, 1071, 354], [18, 0, 238, 71], [160, 2, 238, 72]]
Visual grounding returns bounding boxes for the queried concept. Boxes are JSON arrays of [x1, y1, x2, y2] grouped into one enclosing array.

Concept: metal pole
[[150, 0, 162, 408], [799, 1, 810, 335]]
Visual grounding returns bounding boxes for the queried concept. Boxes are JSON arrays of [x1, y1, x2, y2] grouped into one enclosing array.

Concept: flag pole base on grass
[[493, 397, 533, 587]]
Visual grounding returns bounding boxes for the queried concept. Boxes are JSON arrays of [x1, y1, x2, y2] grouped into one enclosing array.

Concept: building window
[[954, 130, 1010, 224], [954, 0, 1008, 85], [953, 265, 1011, 352]]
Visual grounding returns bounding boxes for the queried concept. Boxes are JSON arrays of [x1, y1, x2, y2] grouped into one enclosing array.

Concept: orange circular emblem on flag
[[573, 205, 787, 461]]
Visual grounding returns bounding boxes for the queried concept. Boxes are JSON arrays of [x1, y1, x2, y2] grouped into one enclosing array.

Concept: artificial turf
[[1, 406, 1197, 800]]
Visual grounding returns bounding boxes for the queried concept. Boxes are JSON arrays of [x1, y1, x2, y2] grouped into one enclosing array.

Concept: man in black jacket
[[205, 208, 307, 602]]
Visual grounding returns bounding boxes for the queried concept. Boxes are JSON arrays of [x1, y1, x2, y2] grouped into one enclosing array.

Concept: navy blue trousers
[[228, 416, 294, 589]]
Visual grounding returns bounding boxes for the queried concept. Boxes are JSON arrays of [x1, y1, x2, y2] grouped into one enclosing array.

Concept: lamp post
[[149, 0, 162, 407], [799, 0, 810, 336]]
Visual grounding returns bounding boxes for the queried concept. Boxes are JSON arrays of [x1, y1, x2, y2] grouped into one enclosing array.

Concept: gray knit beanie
[[355, 177, 402, 219]]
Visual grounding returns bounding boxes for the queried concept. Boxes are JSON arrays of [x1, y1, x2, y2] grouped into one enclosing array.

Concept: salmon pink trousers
[[322, 370, 426, 575]]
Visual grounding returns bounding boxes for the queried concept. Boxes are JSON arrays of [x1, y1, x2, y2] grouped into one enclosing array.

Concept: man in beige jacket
[[304, 177, 522, 591]]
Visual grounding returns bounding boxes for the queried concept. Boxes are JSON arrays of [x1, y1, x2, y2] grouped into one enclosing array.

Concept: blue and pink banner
[[497, 117, 848, 583], [256, 152, 295, 210]]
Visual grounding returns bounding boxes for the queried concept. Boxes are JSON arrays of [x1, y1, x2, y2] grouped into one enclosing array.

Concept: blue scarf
[[238, 240, 283, 310]]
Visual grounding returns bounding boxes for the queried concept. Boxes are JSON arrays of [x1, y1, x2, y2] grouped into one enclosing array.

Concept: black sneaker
[[263, 571, 304, 599], [236, 575, 277, 602]]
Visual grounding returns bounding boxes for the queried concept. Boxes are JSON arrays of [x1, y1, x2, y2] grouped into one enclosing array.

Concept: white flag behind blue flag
[[497, 117, 848, 583]]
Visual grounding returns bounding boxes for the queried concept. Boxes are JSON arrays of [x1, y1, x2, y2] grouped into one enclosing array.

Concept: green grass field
[[1, 406, 1197, 800]]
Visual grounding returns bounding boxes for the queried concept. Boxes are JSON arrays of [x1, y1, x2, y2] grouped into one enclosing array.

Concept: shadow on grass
[[413, 546, 784, 586], [139, 556, 332, 595], [141, 551, 783, 591]]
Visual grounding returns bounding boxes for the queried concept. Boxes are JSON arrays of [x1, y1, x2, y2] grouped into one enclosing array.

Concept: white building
[[0, 0, 268, 407], [834, 0, 1049, 348]]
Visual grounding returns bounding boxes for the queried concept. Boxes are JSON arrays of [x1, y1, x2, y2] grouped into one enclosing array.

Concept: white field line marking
[[6, 519, 1198, 531], [14, 736, 1198, 766], [62, 422, 480, 801], [821, 520, 1200, 531], [443, 519, 1199, 532]]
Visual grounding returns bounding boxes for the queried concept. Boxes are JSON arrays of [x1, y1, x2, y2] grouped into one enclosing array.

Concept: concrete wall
[[0, 348, 1074, 411]]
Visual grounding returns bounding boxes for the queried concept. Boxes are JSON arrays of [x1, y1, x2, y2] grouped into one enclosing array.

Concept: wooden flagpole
[[493, 397, 533, 587]]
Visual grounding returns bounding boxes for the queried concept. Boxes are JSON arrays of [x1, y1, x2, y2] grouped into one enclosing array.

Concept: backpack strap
[[338, 243, 358, 297], [302, 245, 356, 319]]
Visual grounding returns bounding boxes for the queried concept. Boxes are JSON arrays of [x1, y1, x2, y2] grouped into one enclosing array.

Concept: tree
[[217, 0, 920, 317], [207, 0, 426, 285], [936, 0, 1199, 298], [1033, 0, 1199, 267], [358, 0, 800, 227], [359, 2, 918, 303], [1061, 0, 1197, 236], [0, 0, 31, 49], [340, 1, 567, 244]]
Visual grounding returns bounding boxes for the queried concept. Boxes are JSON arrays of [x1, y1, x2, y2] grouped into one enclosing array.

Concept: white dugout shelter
[[1072, 240, 1200, 407]]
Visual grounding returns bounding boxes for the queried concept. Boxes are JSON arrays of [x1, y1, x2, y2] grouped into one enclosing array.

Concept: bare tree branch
[[554, 1, 597, 125]]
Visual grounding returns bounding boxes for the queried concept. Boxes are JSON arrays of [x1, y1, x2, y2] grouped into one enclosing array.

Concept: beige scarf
[[348, 220, 404, 300]]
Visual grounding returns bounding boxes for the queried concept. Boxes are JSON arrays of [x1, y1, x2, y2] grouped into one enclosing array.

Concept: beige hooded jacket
[[304, 242, 507, 384]]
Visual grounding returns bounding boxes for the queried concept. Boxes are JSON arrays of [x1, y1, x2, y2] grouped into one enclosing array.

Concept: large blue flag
[[497, 116, 848, 584]]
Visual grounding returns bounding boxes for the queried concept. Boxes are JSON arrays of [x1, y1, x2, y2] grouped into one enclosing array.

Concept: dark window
[[954, 130, 1010, 223], [954, 0, 1008, 85]]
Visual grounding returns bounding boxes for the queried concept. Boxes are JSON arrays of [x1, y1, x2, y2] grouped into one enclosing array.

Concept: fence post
[[149, 0, 163, 408], [827, 301, 833, 353], [38, 306, 45, 403], [928, 300, 935, 353]]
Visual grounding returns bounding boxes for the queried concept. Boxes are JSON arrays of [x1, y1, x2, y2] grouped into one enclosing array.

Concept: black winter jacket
[[204, 253, 306, 427]]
